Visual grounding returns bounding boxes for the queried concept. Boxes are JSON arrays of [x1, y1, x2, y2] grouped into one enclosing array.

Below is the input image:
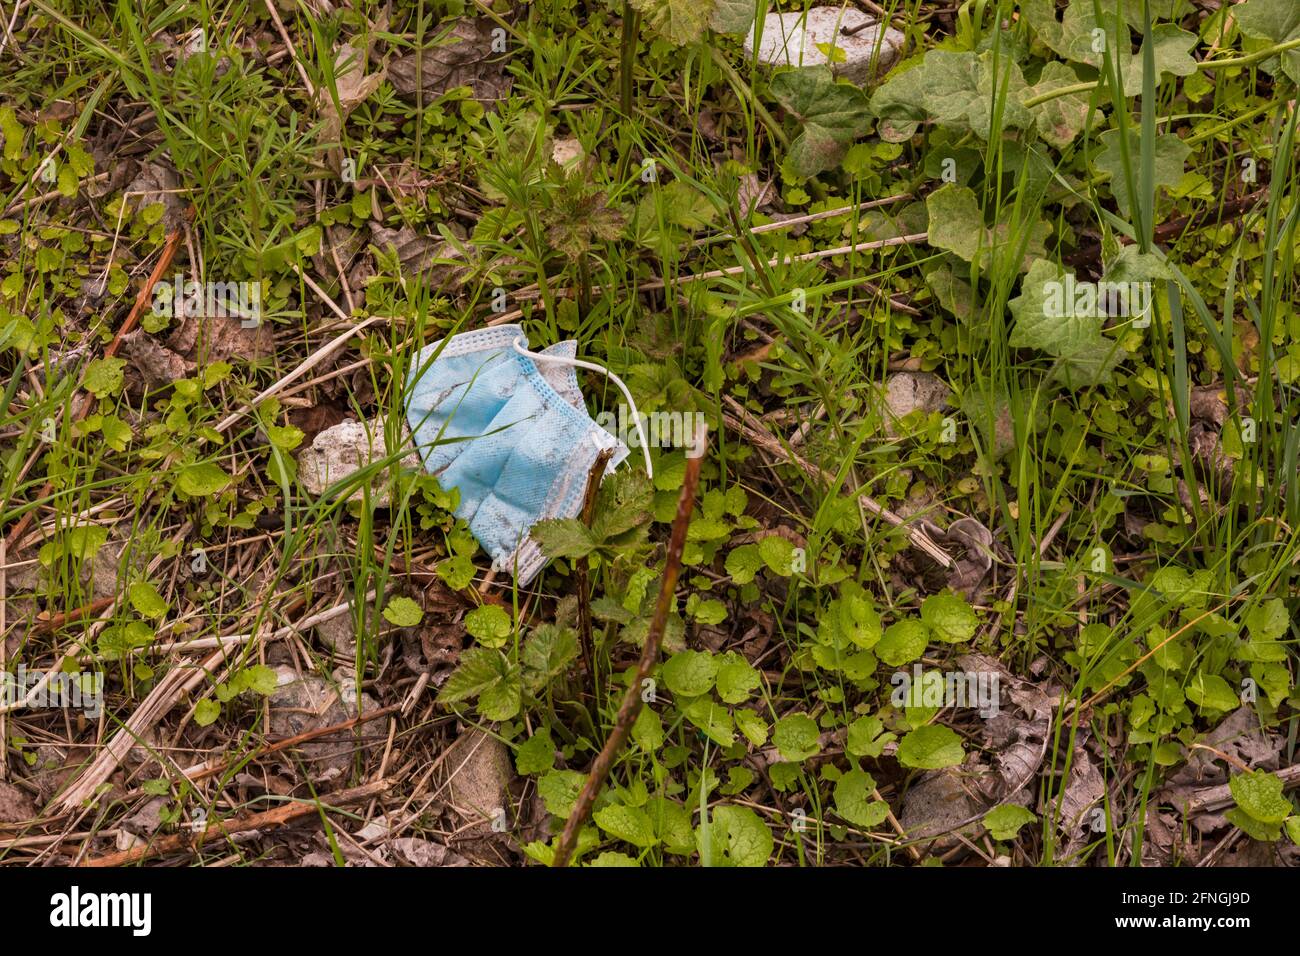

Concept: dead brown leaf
[[387, 19, 512, 105]]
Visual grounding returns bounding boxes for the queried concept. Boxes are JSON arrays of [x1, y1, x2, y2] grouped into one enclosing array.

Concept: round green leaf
[[662, 649, 718, 697], [876, 619, 930, 666], [983, 804, 1037, 841], [897, 724, 965, 770], [382, 596, 424, 628], [772, 712, 821, 762], [465, 604, 512, 647]]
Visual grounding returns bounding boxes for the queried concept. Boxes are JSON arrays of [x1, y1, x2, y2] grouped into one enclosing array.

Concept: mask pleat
[[403, 326, 629, 585], [406, 341, 521, 475]]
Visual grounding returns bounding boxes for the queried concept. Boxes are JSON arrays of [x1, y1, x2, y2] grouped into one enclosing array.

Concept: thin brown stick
[[156, 704, 402, 793], [575, 448, 614, 697], [1, 217, 187, 553], [80, 778, 390, 867], [551, 429, 707, 867], [32, 596, 117, 634]]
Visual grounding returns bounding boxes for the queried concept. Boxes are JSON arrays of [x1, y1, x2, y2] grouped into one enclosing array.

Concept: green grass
[[0, 0, 1298, 867]]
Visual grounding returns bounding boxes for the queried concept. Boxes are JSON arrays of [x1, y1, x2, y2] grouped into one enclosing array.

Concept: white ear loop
[[512, 336, 654, 479]]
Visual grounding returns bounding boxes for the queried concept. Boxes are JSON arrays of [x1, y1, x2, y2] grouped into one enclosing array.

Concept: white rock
[[881, 371, 952, 436], [745, 8, 905, 84], [297, 417, 422, 506], [550, 136, 586, 170]]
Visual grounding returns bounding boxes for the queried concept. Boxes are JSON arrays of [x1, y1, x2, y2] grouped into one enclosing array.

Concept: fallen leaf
[[387, 19, 512, 105]]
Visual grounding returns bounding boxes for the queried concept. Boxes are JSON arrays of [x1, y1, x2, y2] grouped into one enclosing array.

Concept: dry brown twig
[[575, 448, 614, 699], [81, 778, 391, 867], [551, 426, 708, 867]]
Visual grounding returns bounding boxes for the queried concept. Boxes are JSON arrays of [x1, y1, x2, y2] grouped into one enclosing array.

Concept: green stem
[[619, 4, 639, 119], [1022, 35, 1300, 110]]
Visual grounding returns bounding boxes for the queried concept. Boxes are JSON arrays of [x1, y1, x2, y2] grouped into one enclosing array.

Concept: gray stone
[[297, 418, 422, 506], [744, 8, 906, 85], [268, 667, 379, 785], [441, 729, 513, 836], [881, 371, 952, 437]]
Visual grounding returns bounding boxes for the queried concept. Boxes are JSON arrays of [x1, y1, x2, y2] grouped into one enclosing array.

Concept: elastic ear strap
[[512, 336, 654, 479]]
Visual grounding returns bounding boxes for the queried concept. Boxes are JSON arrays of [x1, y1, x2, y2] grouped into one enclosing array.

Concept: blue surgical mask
[[404, 324, 651, 584]]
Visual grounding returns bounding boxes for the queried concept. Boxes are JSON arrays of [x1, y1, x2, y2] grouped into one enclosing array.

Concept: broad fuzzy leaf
[[1093, 129, 1191, 219], [630, 0, 711, 46], [769, 67, 872, 178], [1236, 0, 1300, 84], [871, 50, 1032, 143]]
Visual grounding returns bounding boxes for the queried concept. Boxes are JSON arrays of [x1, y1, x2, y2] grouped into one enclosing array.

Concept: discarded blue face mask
[[404, 324, 652, 584]]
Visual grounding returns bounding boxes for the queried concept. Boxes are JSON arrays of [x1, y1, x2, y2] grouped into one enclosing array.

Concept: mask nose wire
[[512, 336, 654, 480]]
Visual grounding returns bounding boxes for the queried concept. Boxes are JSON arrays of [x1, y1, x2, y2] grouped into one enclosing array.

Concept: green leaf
[[662, 649, 719, 697], [769, 67, 872, 178], [243, 664, 278, 696], [724, 543, 764, 584], [1245, 599, 1289, 642], [834, 769, 889, 829], [709, 0, 755, 35], [1286, 816, 1300, 846], [1236, 0, 1300, 84], [734, 708, 768, 748], [521, 624, 579, 692], [0, 107, 22, 161], [1008, 258, 1124, 386], [1023, 61, 1096, 148], [650, 797, 695, 855], [847, 714, 895, 758], [1230, 770, 1293, 824], [700, 805, 773, 866], [926, 184, 1047, 272], [591, 467, 654, 540], [984, 804, 1037, 841], [194, 699, 221, 727], [871, 50, 1032, 143], [1226, 807, 1282, 841], [897, 725, 965, 769], [531, 518, 598, 560], [682, 697, 735, 747], [632, 707, 665, 752], [876, 619, 929, 667], [716, 653, 761, 704], [1023, 1, 1194, 84], [649, 181, 717, 233], [1094, 129, 1190, 219], [1185, 671, 1239, 714], [177, 461, 232, 497], [128, 581, 169, 619], [99, 414, 132, 451], [594, 804, 659, 848], [465, 604, 511, 647], [920, 592, 977, 643], [772, 712, 821, 762], [478, 669, 521, 721], [39, 525, 109, 567], [629, 0, 711, 46], [83, 357, 126, 398], [382, 596, 423, 627], [538, 769, 585, 817], [437, 646, 519, 720], [689, 597, 727, 625], [757, 535, 796, 575], [265, 423, 304, 450]]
